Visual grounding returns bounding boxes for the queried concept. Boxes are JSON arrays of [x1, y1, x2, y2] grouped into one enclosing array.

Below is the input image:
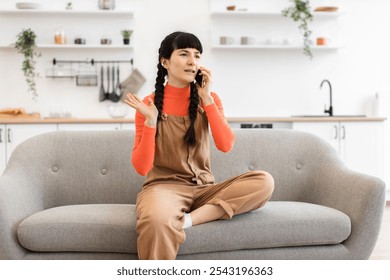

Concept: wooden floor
[[370, 203, 390, 259]]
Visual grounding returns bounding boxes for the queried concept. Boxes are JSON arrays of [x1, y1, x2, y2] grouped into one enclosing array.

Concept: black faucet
[[320, 79, 333, 116]]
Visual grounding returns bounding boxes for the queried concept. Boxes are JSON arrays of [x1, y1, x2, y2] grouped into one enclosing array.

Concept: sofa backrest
[[4, 129, 341, 208]]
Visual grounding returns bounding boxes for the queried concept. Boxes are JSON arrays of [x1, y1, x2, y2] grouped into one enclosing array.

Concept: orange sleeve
[[131, 95, 156, 176], [203, 92, 235, 152]]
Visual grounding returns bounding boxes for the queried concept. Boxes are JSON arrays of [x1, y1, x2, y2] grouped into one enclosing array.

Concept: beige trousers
[[135, 170, 274, 260]]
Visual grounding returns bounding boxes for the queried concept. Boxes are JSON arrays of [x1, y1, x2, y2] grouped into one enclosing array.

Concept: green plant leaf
[[15, 28, 40, 100]]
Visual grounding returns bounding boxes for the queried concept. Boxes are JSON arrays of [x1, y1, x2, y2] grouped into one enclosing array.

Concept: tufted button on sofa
[[0, 129, 385, 260]]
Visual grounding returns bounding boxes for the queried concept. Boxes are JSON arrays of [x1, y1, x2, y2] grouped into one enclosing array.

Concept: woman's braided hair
[[154, 32, 203, 146]]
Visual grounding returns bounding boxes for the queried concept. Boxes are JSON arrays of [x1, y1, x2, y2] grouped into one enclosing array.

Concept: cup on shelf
[[220, 36, 234, 45], [316, 37, 332, 46], [98, 0, 115, 10], [100, 37, 112, 45], [265, 38, 277, 45], [241, 36, 255, 45]]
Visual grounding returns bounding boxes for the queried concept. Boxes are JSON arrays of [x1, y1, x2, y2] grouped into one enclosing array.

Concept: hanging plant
[[14, 28, 41, 100], [282, 0, 313, 59]]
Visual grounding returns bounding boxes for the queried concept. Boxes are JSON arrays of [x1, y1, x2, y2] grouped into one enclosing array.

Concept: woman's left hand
[[196, 66, 214, 106]]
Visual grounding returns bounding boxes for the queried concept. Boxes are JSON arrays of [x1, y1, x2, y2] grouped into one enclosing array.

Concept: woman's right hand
[[124, 93, 158, 127]]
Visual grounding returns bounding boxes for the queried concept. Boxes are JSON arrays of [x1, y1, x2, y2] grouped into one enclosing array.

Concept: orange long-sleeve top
[[132, 83, 235, 176]]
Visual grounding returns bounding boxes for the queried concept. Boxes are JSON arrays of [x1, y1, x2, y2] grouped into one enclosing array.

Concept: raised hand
[[124, 93, 158, 127]]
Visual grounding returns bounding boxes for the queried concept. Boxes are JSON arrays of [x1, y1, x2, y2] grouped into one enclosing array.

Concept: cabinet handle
[[0, 128, 2, 143], [341, 125, 346, 139], [7, 128, 12, 143], [333, 125, 338, 139]]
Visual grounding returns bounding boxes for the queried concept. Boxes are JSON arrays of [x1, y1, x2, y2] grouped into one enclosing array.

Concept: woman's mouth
[[184, 69, 196, 74]]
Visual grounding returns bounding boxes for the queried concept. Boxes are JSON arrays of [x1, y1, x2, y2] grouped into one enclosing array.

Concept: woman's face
[[163, 48, 201, 88]]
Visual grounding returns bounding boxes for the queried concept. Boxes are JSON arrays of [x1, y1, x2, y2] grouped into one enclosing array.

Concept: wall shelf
[[211, 45, 341, 50], [210, 11, 344, 18], [0, 9, 133, 16], [0, 44, 133, 50]]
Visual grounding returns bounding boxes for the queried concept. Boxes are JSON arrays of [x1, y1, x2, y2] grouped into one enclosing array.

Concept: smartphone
[[195, 69, 203, 86]]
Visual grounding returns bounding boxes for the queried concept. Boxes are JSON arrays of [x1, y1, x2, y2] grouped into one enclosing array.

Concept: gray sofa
[[0, 129, 386, 260]]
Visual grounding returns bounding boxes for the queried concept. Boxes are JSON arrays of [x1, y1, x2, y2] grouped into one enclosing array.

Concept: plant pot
[[123, 38, 130, 45]]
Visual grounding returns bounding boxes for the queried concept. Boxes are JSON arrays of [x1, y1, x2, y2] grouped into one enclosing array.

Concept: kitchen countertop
[[0, 116, 386, 124]]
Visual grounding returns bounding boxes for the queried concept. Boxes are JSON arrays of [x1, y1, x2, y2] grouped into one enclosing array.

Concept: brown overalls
[[135, 108, 274, 260]]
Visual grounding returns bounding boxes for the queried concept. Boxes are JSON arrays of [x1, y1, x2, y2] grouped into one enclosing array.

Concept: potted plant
[[282, 0, 313, 59], [14, 28, 41, 100], [121, 29, 133, 45]]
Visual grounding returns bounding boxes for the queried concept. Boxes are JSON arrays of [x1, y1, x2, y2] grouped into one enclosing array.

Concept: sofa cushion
[[18, 204, 137, 253], [17, 202, 351, 255]]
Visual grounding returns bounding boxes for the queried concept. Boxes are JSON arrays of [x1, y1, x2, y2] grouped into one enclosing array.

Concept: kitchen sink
[[291, 115, 367, 118]]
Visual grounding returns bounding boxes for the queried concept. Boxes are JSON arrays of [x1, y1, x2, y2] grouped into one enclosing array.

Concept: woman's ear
[[161, 58, 168, 69]]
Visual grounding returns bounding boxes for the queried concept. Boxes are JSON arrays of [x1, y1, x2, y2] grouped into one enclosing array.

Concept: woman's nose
[[187, 56, 196, 65]]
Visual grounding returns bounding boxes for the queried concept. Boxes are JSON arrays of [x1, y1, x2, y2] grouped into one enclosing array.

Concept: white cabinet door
[[58, 123, 121, 131], [340, 122, 384, 179], [121, 123, 135, 130], [293, 121, 384, 180], [292, 122, 339, 151], [0, 125, 6, 174], [5, 124, 57, 162]]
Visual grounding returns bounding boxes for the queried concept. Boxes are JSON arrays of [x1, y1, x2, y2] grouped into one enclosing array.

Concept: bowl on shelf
[[15, 2, 42, 9], [106, 103, 129, 118]]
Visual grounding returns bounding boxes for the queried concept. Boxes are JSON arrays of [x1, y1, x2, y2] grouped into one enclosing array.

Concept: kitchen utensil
[[106, 64, 111, 97], [108, 64, 120, 102], [99, 65, 106, 101], [115, 64, 122, 97]]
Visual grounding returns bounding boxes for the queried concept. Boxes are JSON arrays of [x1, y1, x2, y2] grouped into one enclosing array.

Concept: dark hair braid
[[153, 63, 166, 122], [183, 83, 199, 146]]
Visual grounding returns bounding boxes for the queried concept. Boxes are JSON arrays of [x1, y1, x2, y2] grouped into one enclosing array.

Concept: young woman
[[124, 31, 274, 260]]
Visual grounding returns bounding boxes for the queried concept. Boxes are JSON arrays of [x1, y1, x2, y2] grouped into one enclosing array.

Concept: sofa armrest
[[306, 162, 386, 259], [0, 171, 45, 259]]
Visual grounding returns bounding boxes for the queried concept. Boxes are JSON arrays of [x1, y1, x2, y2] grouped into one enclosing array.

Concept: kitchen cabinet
[[0, 124, 57, 174], [293, 121, 384, 180], [0, 125, 6, 174], [121, 123, 135, 130], [209, 0, 342, 52]]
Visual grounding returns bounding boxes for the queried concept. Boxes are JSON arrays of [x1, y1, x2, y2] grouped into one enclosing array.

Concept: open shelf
[[210, 11, 344, 18], [211, 45, 341, 50], [0, 9, 133, 16], [0, 44, 133, 50]]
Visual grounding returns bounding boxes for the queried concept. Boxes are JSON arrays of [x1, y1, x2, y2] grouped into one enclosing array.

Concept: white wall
[[1, 0, 390, 118]]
